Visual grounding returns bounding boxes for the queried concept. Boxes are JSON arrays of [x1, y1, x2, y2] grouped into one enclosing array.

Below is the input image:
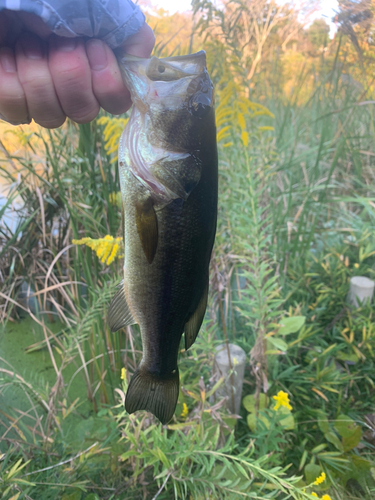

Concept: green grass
[[0, 47, 375, 499]]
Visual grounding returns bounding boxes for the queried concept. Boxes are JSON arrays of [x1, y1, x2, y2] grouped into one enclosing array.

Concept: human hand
[[0, 11, 155, 128]]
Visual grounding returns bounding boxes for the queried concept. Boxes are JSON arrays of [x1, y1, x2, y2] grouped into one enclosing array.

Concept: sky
[[149, 0, 340, 36]]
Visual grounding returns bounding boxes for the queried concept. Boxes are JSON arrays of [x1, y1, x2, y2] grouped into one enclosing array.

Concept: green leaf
[[278, 316, 305, 336], [311, 443, 328, 454], [247, 413, 257, 432], [317, 411, 329, 434], [246, 412, 270, 432], [62, 492, 82, 500], [335, 351, 359, 364], [304, 463, 322, 485], [267, 337, 288, 351], [324, 431, 344, 452], [334, 414, 360, 438], [299, 450, 308, 471], [279, 411, 295, 430], [342, 426, 362, 452], [351, 456, 371, 472], [242, 393, 269, 413]]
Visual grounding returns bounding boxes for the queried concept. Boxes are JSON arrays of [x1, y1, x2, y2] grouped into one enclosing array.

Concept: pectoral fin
[[107, 280, 136, 332], [184, 278, 209, 350], [135, 199, 158, 264]]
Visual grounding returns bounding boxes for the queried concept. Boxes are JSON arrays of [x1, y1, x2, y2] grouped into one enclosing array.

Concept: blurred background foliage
[[1, 0, 375, 498]]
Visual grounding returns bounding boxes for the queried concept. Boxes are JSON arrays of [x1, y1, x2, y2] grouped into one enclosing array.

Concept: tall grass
[[0, 36, 375, 499]]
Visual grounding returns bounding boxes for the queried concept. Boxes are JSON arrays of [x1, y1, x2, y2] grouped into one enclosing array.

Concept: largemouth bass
[[108, 50, 218, 424]]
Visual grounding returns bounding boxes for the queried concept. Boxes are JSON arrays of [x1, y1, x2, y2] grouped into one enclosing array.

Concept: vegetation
[[1, 0, 375, 498]]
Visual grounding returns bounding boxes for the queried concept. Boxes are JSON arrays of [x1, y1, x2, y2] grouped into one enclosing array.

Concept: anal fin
[[135, 198, 158, 264], [184, 278, 209, 350], [107, 280, 136, 332]]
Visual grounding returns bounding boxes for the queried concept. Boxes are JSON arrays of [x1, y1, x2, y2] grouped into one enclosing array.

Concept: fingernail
[[54, 35, 77, 52], [0, 48, 16, 73], [86, 39, 108, 71], [20, 35, 43, 60]]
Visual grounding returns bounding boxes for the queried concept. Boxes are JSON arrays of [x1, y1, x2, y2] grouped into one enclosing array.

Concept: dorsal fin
[[107, 280, 136, 332], [184, 278, 209, 350], [135, 199, 158, 264]]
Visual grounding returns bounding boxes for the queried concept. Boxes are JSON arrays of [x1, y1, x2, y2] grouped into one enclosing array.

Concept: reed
[[1, 12, 375, 499]]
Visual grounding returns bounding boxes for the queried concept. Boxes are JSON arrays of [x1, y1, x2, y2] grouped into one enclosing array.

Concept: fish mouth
[[115, 51, 207, 107]]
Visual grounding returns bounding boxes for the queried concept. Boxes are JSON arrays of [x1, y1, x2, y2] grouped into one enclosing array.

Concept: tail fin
[[125, 367, 179, 424]]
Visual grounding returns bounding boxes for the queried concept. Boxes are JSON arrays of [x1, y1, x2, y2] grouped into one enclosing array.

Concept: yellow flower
[[354, 263, 359, 269], [241, 130, 249, 147], [121, 368, 126, 380], [272, 390, 292, 411], [311, 494, 318, 498], [237, 112, 246, 130], [109, 191, 121, 207], [97, 116, 129, 163], [258, 126, 275, 132], [321, 495, 332, 500], [314, 472, 326, 485], [215, 80, 274, 148], [180, 403, 188, 419], [72, 235, 123, 265]]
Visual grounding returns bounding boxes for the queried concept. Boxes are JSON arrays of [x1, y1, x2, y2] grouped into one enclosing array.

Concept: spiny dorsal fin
[[125, 367, 179, 424], [107, 280, 136, 332], [184, 278, 209, 350], [135, 199, 158, 264]]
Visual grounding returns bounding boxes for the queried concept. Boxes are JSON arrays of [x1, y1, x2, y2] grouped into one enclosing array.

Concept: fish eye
[[158, 65, 165, 73]]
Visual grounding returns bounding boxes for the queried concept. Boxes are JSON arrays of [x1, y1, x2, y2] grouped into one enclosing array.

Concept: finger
[[86, 39, 131, 115], [0, 47, 29, 125], [15, 34, 65, 129], [0, 13, 8, 44], [48, 35, 100, 124], [121, 23, 155, 58]]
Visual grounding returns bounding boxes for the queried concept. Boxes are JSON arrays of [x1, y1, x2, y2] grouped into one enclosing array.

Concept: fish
[[107, 50, 218, 424]]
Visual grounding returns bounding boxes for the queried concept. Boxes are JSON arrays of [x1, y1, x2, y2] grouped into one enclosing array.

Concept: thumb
[[120, 23, 155, 58]]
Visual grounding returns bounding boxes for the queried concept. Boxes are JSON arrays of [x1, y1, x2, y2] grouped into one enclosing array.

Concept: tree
[[192, 0, 319, 84], [336, 0, 374, 62], [307, 18, 330, 49]]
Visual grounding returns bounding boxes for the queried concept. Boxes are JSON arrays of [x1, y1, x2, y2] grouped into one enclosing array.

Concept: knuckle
[[52, 64, 89, 90], [36, 116, 66, 129], [20, 75, 52, 98], [0, 81, 25, 104], [68, 104, 99, 124]]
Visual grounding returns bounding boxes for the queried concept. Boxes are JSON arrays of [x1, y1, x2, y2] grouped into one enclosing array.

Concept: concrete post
[[347, 276, 375, 307], [213, 343, 246, 415]]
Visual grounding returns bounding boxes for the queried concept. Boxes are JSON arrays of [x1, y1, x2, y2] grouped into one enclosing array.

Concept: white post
[[213, 343, 246, 415], [347, 276, 375, 307]]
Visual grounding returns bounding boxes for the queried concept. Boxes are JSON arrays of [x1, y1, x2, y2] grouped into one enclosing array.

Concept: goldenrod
[[314, 472, 326, 485], [72, 235, 123, 265], [272, 390, 293, 411]]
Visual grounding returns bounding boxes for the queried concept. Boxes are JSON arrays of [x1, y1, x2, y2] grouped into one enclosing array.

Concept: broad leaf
[[268, 337, 288, 351], [242, 393, 269, 413], [278, 316, 305, 336], [343, 427, 362, 452], [304, 463, 322, 485], [324, 431, 343, 452], [334, 414, 360, 438], [317, 411, 329, 434]]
